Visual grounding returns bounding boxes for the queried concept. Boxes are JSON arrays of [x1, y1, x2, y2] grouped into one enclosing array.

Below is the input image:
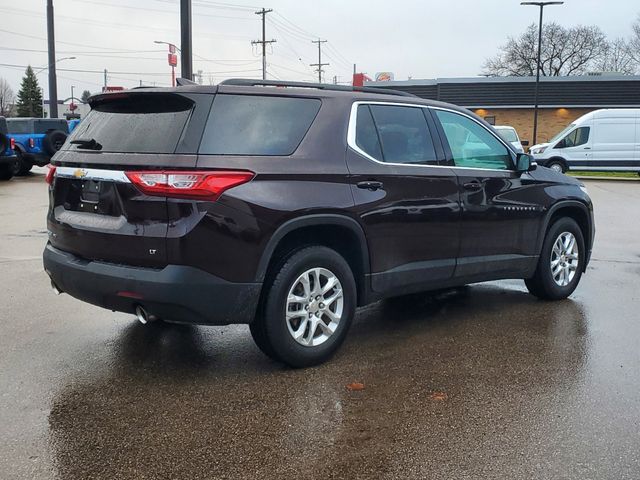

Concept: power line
[[251, 8, 276, 80], [310, 39, 329, 83]]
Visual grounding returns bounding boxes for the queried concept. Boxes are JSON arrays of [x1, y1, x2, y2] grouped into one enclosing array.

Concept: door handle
[[463, 181, 482, 191], [357, 181, 384, 191], [583, 147, 591, 150]]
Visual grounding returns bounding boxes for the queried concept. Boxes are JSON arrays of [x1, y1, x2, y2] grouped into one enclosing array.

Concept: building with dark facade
[[367, 75, 640, 146]]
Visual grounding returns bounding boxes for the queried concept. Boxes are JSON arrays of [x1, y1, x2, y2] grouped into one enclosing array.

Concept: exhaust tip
[[135, 305, 157, 325], [135, 305, 148, 324], [51, 280, 62, 295]]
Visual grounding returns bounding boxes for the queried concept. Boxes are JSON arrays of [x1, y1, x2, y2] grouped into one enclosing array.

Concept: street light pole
[[46, 0, 58, 118], [34, 56, 75, 118], [521, 1, 563, 146]]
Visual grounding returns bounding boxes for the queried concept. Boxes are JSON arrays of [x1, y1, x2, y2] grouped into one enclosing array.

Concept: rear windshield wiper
[[70, 138, 102, 150]]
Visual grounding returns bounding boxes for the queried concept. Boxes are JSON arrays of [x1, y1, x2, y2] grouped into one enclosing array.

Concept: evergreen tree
[[16, 66, 43, 117], [80, 90, 92, 103]]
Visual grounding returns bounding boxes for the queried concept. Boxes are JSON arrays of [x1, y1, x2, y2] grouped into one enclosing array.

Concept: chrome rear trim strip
[[55, 166, 131, 183]]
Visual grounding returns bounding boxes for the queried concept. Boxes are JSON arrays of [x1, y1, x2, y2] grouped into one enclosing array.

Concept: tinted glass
[[562, 126, 590, 147], [369, 105, 437, 165], [66, 94, 193, 153], [435, 110, 512, 170], [355, 105, 382, 160], [34, 120, 69, 134], [6, 119, 31, 134], [199, 95, 321, 156]]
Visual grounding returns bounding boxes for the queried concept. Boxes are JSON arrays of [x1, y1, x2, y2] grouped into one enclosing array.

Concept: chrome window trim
[[55, 166, 131, 183], [347, 101, 516, 172]]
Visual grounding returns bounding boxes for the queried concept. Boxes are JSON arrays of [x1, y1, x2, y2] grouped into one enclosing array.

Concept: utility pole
[[251, 8, 275, 80], [46, 0, 58, 118], [103, 69, 107, 91], [310, 39, 328, 83], [180, 0, 193, 80]]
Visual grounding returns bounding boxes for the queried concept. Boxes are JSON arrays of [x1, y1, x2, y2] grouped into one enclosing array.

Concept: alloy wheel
[[285, 267, 344, 347], [550, 231, 579, 287]]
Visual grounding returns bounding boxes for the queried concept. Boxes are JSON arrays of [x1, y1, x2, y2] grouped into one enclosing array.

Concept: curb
[[570, 175, 640, 182]]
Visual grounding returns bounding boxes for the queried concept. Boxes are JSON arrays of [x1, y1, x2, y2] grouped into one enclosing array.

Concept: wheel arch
[[255, 214, 371, 306], [539, 201, 592, 272]]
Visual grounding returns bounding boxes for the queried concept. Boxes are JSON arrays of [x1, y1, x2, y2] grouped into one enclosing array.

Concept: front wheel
[[547, 160, 565, 173], [250, 245, 356, 368], [525, 217, 584, 300], [14, 153, 33, 176]]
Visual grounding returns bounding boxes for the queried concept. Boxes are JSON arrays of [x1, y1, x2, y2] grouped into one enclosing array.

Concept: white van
[[494, 125, 525, 153], [530, 109, 640, 174]]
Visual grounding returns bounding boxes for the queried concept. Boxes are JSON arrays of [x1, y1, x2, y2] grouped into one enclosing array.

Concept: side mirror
[[516, 153, 537, 173], [521, 140, 530, 147], [556, 139, 566, 149]]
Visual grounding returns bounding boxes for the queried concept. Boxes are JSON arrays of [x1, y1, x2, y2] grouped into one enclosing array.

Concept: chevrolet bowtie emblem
[[73, 168, 87, 179]]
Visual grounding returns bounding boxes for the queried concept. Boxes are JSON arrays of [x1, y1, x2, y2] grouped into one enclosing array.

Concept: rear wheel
[[14, 152, 33, 176], [250, 245, 356, 368], [525, 217, 584, 300]]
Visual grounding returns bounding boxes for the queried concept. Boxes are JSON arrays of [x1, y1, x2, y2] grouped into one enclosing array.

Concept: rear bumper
[[43, 243, 262, 325]]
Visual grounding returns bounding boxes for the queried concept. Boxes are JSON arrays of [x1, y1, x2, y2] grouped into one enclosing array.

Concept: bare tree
[[594, 37, 637, 74], [629, 14, 640, 65], [483, 23, 608, 76], [0, 78, 15, 117]]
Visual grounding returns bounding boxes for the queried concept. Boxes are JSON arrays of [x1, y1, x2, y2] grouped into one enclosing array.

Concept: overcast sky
[[0, 0, 638, 101]]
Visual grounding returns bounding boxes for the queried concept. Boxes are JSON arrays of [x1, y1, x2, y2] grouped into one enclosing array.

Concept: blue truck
[[7, 118, 69, 176], [0, 116, 18, 180]]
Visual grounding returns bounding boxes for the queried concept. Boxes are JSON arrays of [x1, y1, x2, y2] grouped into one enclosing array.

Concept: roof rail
[[176, 77, 198, 86], [218, 78, 417, 98]]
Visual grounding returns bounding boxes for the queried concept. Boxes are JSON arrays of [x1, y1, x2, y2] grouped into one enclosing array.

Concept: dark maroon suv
[[43, 79, 594, 367]]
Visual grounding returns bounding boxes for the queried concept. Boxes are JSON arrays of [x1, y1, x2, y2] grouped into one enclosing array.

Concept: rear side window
[[199, 95, 321, 156], [66, 94, 193, 153], [355, 105, 383, 160], [34, 120, 69, 134], [7, 120, 31, 134], [368, 105, 437, 165]]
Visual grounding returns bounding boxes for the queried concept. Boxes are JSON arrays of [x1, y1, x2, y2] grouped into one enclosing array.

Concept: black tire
[[251, 245, 357, 368], [0, 162, 16, 180], [525, 217, 585, 300], [42, 130, 68, 157], [13, 152, 33, 176], [547, 160, 566, 174]]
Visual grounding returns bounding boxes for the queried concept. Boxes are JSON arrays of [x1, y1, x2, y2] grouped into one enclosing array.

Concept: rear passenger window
[[199, 95, 321, 156], [355, 105, 383, 161], [369, 105, 438, 165]]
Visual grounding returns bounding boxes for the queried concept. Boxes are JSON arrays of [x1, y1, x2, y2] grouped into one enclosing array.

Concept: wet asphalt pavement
[[1, 170, 639, 479]]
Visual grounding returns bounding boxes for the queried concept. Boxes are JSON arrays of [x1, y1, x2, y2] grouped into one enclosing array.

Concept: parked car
[[494, 125, 525, 153], [0, 116, 18, 181], [530, 109, 640, 174], [7, 118, 69, 175], [43, 80, 595, 367]]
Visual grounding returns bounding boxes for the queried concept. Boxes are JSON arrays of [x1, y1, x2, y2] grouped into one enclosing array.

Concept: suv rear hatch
[[47, 90, 213, 267]]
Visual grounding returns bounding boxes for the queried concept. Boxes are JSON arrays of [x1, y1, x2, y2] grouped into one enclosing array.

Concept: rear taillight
[[45, 165, 56, 185], [9, 138, 15, 150], [29, 138, 35, 148], [125, 170, 254, 201]]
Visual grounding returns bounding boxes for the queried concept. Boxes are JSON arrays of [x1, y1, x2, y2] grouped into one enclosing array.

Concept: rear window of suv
[[198, 94, 321, 156], [66, 94, 194, 154]]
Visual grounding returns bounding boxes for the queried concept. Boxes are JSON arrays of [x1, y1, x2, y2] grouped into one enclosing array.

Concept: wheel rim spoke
[[550, 231, 579, 287], [285, 267, 344, 347]]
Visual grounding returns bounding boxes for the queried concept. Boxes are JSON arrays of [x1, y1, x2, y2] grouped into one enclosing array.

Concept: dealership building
[[367, 75, 640, 146]]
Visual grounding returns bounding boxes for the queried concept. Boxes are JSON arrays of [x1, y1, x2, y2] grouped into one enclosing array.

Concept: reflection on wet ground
[[1, 174, 640, 479]]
